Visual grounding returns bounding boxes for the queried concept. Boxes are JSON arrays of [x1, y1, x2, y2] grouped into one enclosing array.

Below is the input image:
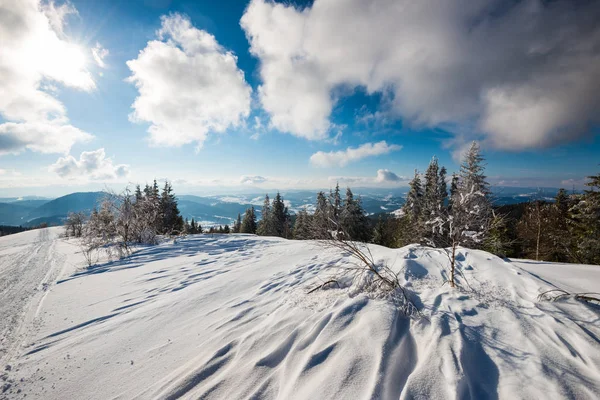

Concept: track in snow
[[0, 229, 64, 369]]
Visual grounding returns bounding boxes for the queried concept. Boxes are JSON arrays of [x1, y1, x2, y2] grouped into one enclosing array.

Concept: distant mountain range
[[0, 186, 567, 228]]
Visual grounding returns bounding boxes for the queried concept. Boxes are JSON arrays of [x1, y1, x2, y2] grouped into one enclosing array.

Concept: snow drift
[[1, 228, 599, 399]]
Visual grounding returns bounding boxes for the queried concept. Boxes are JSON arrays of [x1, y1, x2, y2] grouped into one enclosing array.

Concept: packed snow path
[[1, 229, 599, 399], [0, 229, 65, 370]]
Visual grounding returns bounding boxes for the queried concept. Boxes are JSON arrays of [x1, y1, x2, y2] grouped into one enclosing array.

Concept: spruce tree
[[257, 194, 276, 236], [160, 181, 183, 234], [329, 183, 342, 230], [340, 188, 371, 242], [570, 171, 600, 264], [232, 213, 242, 233], [241, 206, 257, 234], [271, 192, 286, 237], [403, 169, 423, 221], [453, 141, 492, 249], [293, 207, 312, 239]]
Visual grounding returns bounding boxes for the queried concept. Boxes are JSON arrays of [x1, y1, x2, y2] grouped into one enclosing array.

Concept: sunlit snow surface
[[1, 227, 599, 399]]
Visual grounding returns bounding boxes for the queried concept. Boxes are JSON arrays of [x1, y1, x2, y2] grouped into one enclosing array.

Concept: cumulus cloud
[[91, 42, 109, 68], [241, 0, 600, 150], [310, 141, 401, 168], [376, 169, 402, 183], [126, 13, 252, 150], [50, 148, 130, 180], [0, 0, 95, 155], [240, 175, 267, 185]]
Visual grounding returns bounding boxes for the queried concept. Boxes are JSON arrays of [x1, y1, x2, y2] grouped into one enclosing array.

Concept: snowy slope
[[1, 229, 599, 399]]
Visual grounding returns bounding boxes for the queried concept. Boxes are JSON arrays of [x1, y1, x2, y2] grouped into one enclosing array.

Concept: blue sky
[[0, 0, 599, 197]]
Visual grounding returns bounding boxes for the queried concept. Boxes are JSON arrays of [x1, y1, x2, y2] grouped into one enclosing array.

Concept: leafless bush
[[308, 214, 423, 318], [65, 211, 86, 238]]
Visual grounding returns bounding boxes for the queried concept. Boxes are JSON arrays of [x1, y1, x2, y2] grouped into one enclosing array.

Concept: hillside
[[1, 229, 598, 399]]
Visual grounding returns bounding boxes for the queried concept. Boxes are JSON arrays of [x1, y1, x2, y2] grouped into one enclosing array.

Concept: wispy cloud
[[310, 141, 402, 168]]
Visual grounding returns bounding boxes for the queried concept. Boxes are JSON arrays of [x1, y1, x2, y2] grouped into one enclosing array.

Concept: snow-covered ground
[[1, 228, 599, 399]]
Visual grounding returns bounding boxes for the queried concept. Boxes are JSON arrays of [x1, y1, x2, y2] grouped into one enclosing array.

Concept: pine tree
[[241, 206, 257, 234]]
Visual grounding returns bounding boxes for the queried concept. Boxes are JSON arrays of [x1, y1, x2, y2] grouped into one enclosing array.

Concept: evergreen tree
[[160, 181, 183, 234], [422, 157, 445, 246], [232, 213, 242, 233], [293, 207, 312, 239], [439, 166, 448, 205], [257, 194, 276, 236], [372, 216, 387, 246], [570, 171, 600, 264], [329, 183, 342, 230], [223, 224, 230, 234], [449, 173, 459, 210], [271, 192, 286, 237], [403, 169, 423, 221], [340, 188, 371, 242], [453, 142, 492, 249], [241, 206, 257, 234], [312, 191, 331, 238]]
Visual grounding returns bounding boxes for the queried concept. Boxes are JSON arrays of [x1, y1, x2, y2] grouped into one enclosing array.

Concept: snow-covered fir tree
[[241, 206, 257, 234]]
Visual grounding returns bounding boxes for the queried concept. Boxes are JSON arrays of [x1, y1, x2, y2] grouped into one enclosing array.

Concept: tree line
[[66, 147, 599, 269]]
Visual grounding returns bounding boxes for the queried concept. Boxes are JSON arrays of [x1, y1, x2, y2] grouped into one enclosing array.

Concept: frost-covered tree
[[241, 206, 257, 234], [329, 183, 342, 230], [570, 171, 600, 264], [449, 173, 459, 211], [422, 157, 446, 246], [293, 207, 312, 239], [452, 141, 492, 249], [257, 194, 276, 236], [65, 211, 85, 238], [403, 169, 423, 221], [425, 142, 492, 287], [340, 188, 371, 242]]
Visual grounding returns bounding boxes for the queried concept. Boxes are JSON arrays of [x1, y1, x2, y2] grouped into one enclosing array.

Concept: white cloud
[[240, 175, 267, 185], [126, 13, 252, 150], [91, 42, 109, 68], [310, 141, 401, 168], [0, 0, 95, 155], [330, 169, 409, 187], [241, 0, 600, 150], [0, 121, 92, 155], [50, 148, 130, 180], [376, 169, 403, 183]]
